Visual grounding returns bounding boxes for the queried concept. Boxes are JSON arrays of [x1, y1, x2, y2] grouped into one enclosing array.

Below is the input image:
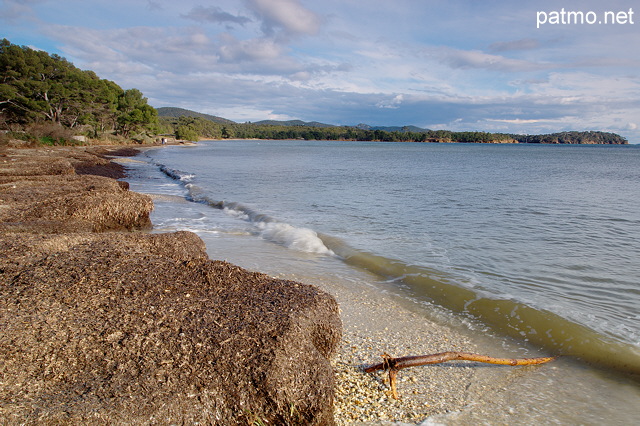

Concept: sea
[[122, 139, 640, 424]]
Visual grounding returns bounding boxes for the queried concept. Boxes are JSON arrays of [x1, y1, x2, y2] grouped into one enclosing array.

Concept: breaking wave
[[154, 159, 640, 376], [159, 165, 195, 183], [157, 161, 332, 255], [319, 234, 640, 376]]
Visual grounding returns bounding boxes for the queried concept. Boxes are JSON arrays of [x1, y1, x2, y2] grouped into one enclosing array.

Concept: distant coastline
[[1, 40, 631, 151], [157, 107, 628, 145]]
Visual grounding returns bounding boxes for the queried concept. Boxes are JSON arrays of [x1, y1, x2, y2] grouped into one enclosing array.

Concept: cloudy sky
[[2, 0, 639, 141]]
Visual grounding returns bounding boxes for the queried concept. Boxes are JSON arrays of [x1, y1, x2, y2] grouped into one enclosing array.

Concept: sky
[[2, 0, 639, 141]]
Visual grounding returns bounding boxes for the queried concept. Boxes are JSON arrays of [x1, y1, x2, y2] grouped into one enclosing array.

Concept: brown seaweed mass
[[0, 146, 342, 425]]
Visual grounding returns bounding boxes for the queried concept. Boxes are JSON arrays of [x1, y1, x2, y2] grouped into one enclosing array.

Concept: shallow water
[[122, 140, 640, 423]]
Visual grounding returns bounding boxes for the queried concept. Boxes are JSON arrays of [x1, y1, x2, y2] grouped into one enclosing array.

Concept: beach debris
[[365, 351, 557, 399]]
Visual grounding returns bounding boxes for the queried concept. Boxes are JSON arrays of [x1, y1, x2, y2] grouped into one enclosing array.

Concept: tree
[[175, 116, 200, 141], [1, 39, 158, 140], [0, 40, 87, 126], [115, 89, 157, 137], [221, 126, 234, 139]]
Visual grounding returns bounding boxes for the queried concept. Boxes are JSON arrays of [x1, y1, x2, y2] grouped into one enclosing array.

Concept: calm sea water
[[123, 140, 640, 421]]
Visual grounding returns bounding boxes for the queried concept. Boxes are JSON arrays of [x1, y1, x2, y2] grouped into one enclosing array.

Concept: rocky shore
[[0, 146, 341, 424], [1, 143, 571, 425]]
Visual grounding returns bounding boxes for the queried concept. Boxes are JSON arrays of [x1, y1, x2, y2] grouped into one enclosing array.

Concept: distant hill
[[155, 107, 627, 144], [252, 119, 336, 128], [511, 131, 627, 145], [155, 108, 424, 132], [355, 124, 429, 132], [252, 120, 427, 132], [157, 107, 235, 125]]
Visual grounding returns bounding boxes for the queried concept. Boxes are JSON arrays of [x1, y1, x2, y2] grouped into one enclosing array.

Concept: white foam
[[223, 206, 249, 221], [177, 185, 334, 256], [159, 165, 195, 183], [256, 222, 334, 255]]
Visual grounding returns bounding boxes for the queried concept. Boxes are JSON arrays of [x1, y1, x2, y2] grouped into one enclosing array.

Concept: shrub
[[26, 122, 78, 146]]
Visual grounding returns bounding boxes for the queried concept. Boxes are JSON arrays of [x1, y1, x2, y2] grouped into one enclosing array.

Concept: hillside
[[512, 131, 627, 145], [355, 124, 429, 132], [156, 107, 235, 125], [250, 121, 426, 131], [153, 105, 628, 145], [252, 119, 335, 128]]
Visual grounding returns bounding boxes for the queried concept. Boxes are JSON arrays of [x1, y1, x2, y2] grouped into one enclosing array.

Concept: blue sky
[[2, 0, 639, 141]]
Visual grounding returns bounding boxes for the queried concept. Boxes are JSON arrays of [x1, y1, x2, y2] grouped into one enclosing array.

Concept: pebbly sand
[[125, 143, 569, 424], [122, 142, 640, 425], [0, 142, 571, 424], [323, 280, 476, 424], [266, 264, 560, 425]]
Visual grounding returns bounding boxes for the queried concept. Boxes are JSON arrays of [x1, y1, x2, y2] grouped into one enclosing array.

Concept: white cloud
[[528, 72, 640, 101], [182, 6, 252, 26], [488, 118, 546, 124], [376, 94, 404, 109], [246, 0, 322, 36], [437, 47, 550, 72], [0, 0, 44, 23], [3, 0, 639, 142], [488, 38, 540, 52], [217, 34, 284, 62]]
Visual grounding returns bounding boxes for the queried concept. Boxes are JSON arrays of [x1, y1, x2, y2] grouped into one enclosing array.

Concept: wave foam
[[256, 222, 334, 255], [153, 160, 335, 256], [159, 165, 195, 182]]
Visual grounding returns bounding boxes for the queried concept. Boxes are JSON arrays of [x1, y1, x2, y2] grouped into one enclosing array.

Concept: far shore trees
[[3, 37, 623, 147], [157, 108, 628, 145]]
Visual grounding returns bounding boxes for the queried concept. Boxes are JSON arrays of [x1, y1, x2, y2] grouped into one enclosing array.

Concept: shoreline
[[4, 142, 635, 424], [121, 143, 476, 421], [302, 271, 479, 424], [128, 144, 562, 423], [0, 144, 340, 424], [134, 142, 640, 424], [104, 142, 497, 422], [250, 253, 566, 425]]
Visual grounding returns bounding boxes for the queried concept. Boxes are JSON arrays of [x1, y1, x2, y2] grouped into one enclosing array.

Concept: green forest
[[1, 39, 628, 146], [0, 39, 157, 144], [160, 113, 628, 145]]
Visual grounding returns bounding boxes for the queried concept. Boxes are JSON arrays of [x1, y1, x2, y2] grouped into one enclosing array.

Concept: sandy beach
[[269, 261, 564, 425], [4, 142, 629, 425], [316, 275, 477, 424], [124, 141, 640, 425], [125, 143, 575, 424]]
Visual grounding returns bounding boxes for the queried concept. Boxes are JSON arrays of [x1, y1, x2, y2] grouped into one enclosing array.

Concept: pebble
[[331, 314, 475, 425], [278, 268, 478, 424]]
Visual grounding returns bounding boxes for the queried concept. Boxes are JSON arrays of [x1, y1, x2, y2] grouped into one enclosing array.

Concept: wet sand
[[287, 249, 640, 425], [122, 145, 572, 424], [275, 268, 559, 425], [127, 142, 640, 424], [5, 143, 631, 424]]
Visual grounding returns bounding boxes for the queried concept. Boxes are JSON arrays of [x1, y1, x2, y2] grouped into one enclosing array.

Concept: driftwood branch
[[365, 351, 557, 399]]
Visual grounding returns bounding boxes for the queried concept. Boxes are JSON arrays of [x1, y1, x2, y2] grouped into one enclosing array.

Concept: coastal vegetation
[[0, 39, 157, 145], [158, 108, 628, 145], [1, 39, 628, 146]]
